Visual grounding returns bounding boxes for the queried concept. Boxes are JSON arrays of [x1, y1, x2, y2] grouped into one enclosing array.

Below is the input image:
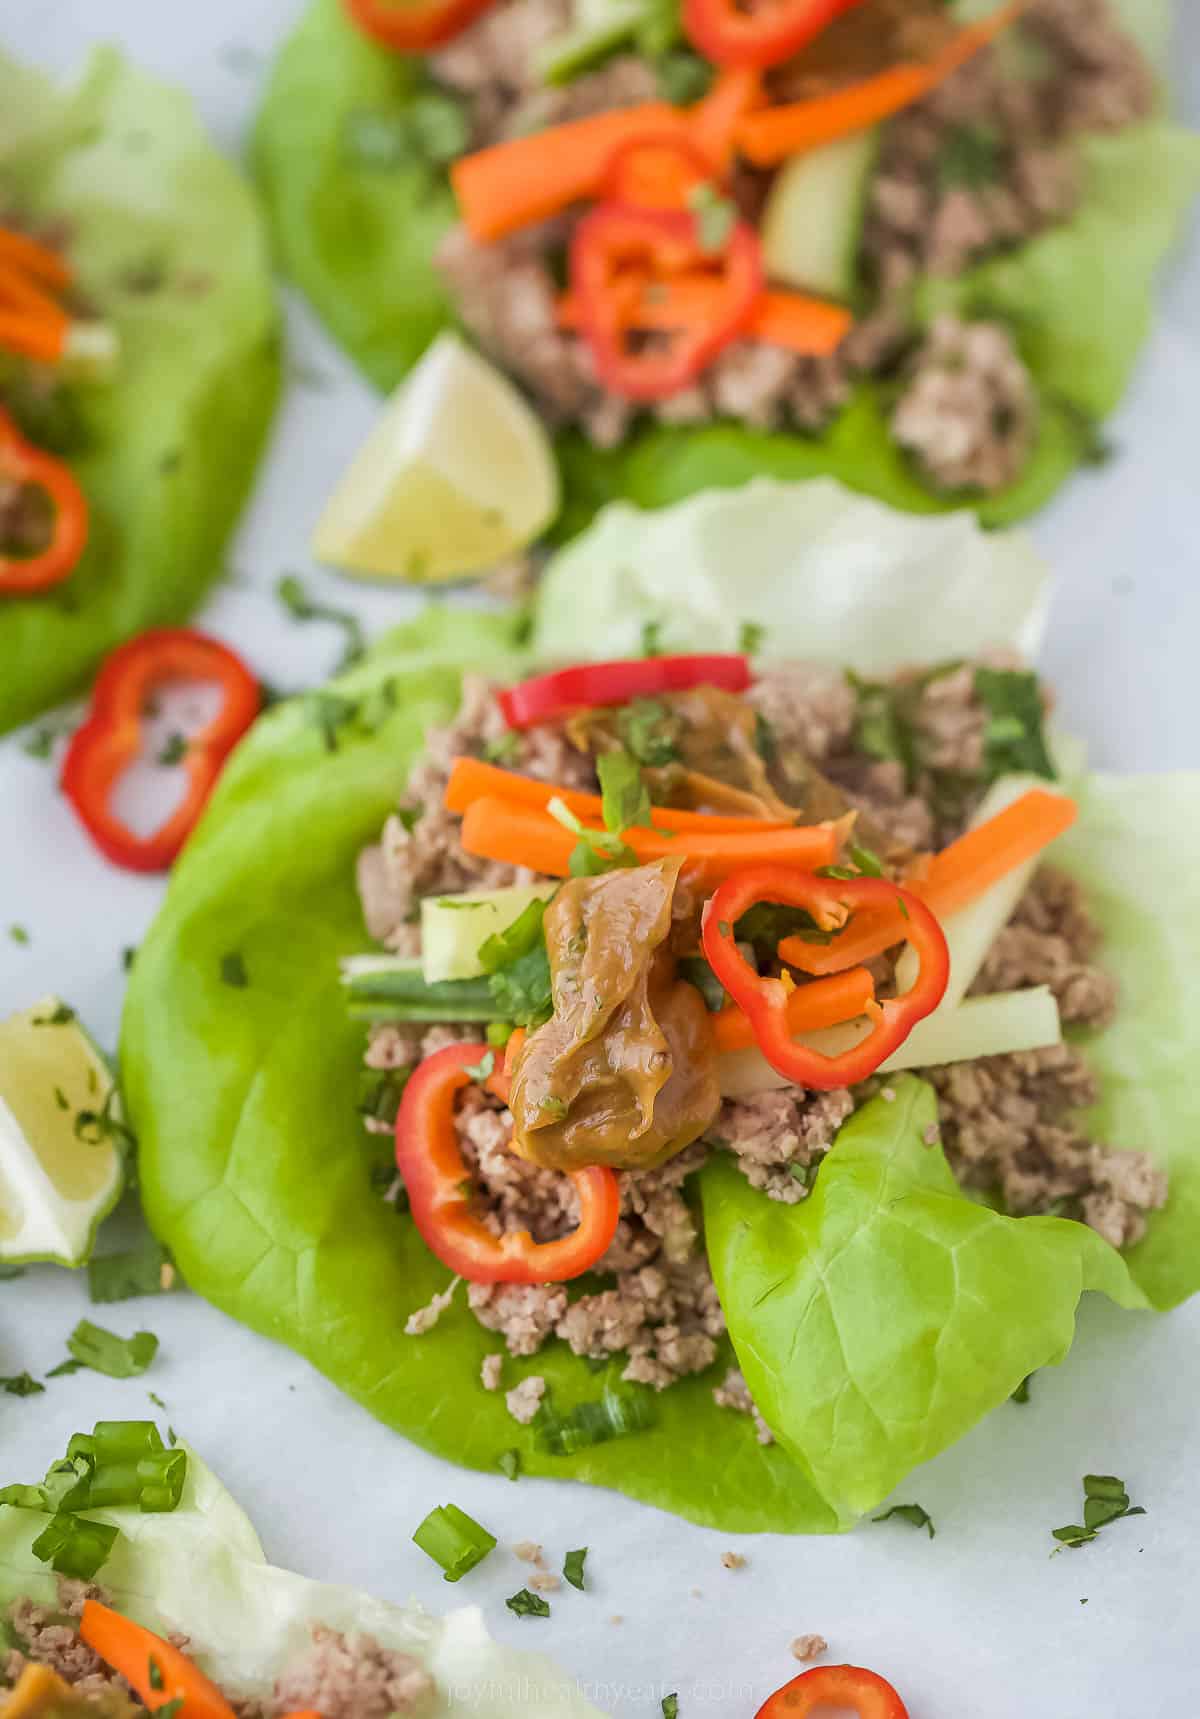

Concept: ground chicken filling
[[1, 1581, 434, 1718], [431, 0, 1153, 492], [356, 662, 1167, 1438]]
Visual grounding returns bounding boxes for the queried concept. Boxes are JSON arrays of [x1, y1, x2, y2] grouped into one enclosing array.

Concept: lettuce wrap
[[0, 49, 280, 735], [0, 1438, 605, 1716], [120, 482, 1200, 1532], [254, 0, 1199, 536]]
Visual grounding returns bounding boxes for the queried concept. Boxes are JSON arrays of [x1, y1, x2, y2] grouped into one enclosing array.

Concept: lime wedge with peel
[[313, 333, 560, 582], [0, 999, 125, 1267]]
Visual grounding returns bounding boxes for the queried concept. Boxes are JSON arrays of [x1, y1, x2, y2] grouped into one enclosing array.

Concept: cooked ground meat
[[272, 1624, 433, 1718], [4, 1583, 124, 1701], [891, 316, 1038, 495], [713, 1088, 855, 1203], [972, 865, 1118, 1027], [505, 1374, 547, 1423], [791, 1634, 829, 1662], [712, 1366, 775, 1445], [429, 0, 1151, 491]]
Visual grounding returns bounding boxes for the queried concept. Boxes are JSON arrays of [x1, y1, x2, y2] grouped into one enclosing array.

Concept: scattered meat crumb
[[403, 1277, 460, 1337], [881, 1087, 897, 1103], [505, 1375, 547, 1425], [513, 1540, 544, 1565], [791, 1635, 828, 1663], [529, 1572, 561, 1593], [923, 1123, 942, 1147], [690, 1588, 704, 1599], [609, 1615, 624, 1626], [480, 1353, 503, 1391], [721, 1551, 747, 1571]]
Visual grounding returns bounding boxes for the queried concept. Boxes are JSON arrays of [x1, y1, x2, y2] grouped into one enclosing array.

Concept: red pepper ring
[[569, 202, 764, 403], [684, 0, 868, 69], [701, 867, 950, 1089], [602, 133, 721, 211], [499, 653, 752, 730], [0, 408, 88, 596], [395, 1043, 621, 1285], [60, 628, 260, 873], [756, 1662, 910, 1719], [340, 0, 496, 52]]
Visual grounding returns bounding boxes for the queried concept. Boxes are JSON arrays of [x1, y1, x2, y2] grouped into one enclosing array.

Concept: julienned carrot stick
[[0, 309, 66, 363], [779, 788, 1077, 975], [80, 1600, 238, 1719], [737, 0, 1026, 165], [443, 756, 790, 833], [557, 285, 851, 356], [710, 964, 876, 1053], [690, 66, 764, 167], [451, 102, 686, 243], [0, 260, 70, 328], [460, 796, 839, 886], [0, 226, 71, 290]]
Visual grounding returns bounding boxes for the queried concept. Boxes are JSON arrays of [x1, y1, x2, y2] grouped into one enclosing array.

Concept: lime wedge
[[313, 333, 560, 583], [0, 999, 125, 1267]]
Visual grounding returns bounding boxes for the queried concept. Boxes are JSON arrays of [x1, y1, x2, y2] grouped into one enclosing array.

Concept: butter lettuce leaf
[[0, 48, 280, 734], [255, 0, 1196, 532], [0, 1441, 604, 1716]]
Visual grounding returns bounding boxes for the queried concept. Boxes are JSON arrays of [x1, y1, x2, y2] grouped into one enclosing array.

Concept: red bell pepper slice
[[602, 134, 719, 210], [684, 0, 867, 69], [757, 1663, 910, 1719], [341, 0, 495, 51], [61, 629, 260, 873], [0, 408, 88, 596], [395, 1042, 621, 1284], [499, 653, 752, 730], [569, 202, 764, 402], [701, 867, 949, 1087]]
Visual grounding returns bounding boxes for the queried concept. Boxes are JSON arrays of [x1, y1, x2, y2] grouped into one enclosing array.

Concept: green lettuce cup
[[254, 0, 1198, 536], [0, 49, 280, 735], [121, 485, 1200, 1532]]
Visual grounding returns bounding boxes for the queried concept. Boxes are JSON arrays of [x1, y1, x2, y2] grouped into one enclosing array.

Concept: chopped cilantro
[[688, 181, 737, 253], [1011, 1374, 1034, 1405], [656, 48, 713, 103], [1052, 1474, 1145, 1550], [88, 1237, 175, 1305], [8, 924, 29, 945], [1, 1372, 45, 1398], [506, 1588, 551, 1619], [156, 733, 188, 767], [548, 794, 635, 876], [219, 951, 249, 988], [598, 749, 652, 836], [872, 1502, 935, 1539], [563, 1547, 588, 1591], [498, 1448, 522, 1482], [66, 1320, 159, 1379], [33, 1002, 76, 1026], [618, 697, 681, 767], [974, 667, 1056, 781], [483, 732, 521, 765], [463, 1049, 496, 1083], [939, 121, 1003, 191], [0, 1264, 26, 1282], [357, 1067, 410, 1128], [74, 1088, 135, 1154], [739, 620, 764, 654], [121, 946, 138, 972], [641, 619, 663, 657], [539, 1095, 569, 1119], [480, 899, 554, 1030], [305, 691, 361, 753], [662, 1698, 680, 1719], [276, 573, 366, 674], [343, 93, 468, 171]]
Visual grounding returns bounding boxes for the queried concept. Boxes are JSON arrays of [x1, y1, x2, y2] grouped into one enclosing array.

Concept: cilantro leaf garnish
[[872, 1502, 936, 1539]]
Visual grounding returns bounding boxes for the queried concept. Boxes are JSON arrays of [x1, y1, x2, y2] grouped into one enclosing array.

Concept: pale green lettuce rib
[[0, 48, 280, 733]]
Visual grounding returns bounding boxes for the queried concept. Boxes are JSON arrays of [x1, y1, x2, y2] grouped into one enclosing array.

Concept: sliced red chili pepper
[[684, 0, 867, 69], [602, 134, 719, 210], [701, 866, 949, 1087], [0, 408, 87, 596], [499, 654, 752, 730], [757, 1663, 910, 1719], [340, 0, 496, 51], [60, 629, 260, 873], [569, 202, 764, 402], [395, 1042, 620, 1284]]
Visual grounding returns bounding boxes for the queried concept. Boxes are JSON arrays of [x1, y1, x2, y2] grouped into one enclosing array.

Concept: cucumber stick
[[421, 884, 557, 984], [760, 128, 880, 302]]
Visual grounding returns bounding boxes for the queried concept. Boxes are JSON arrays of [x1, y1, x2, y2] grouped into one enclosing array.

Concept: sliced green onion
[[341, 957, 506, 1023], [536, 1385, 655, 1456], [412, 1503, 497, 1582], [30, 1514, 119, 1581]]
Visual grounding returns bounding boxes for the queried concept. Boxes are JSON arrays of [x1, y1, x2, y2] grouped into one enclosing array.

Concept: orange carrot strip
[[710, 963, 876, 1053], [486, 1025, 528, 1107], [0, 310, 67, 363], [0, 226, 71, 290], [443, 755, 791, 833], [451, 103, 687, 243], [0, 260, 70, 329], [80, 1601, 238, 1719], [779, 787, 1077, 975], [737, 1, 1026, 166], [460, 795, 839, 887], [690, 66, 765, 168], [557, 283, 851, 356]]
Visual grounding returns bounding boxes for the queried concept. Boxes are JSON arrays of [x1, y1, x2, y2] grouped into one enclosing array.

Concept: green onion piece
[[662, 1697, 680, 1719], [498, 1449, 521, 1482], [563, 1547, 588, 1591], [30, 1514, 119, 1581], [536, 1385, 655, 1456], [412, 1503, 497, 1582], [506, 1587, 551, 1619]]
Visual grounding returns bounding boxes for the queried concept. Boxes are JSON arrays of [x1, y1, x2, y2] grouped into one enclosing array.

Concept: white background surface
[[2, 3, 1199, 1714]]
